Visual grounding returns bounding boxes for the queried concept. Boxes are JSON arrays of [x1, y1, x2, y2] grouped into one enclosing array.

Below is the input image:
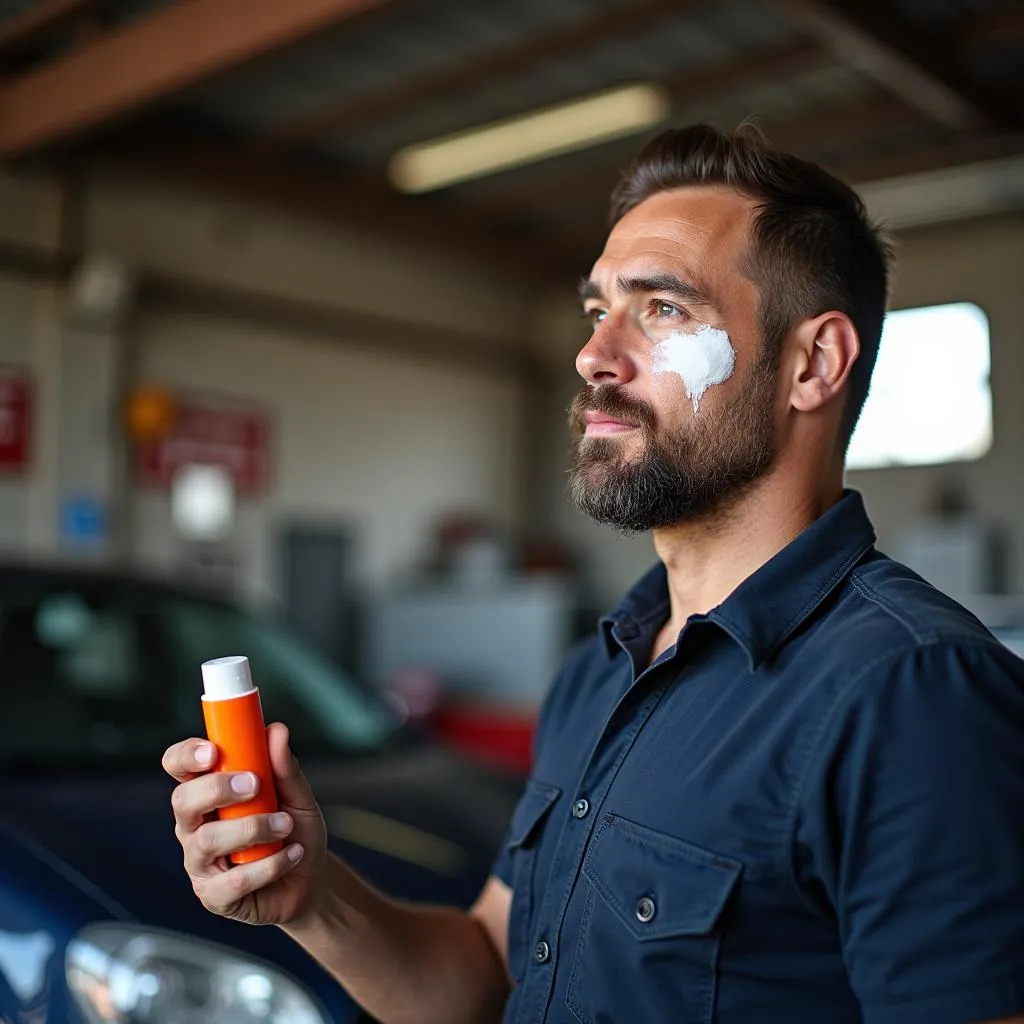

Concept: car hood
[[0, 742, 521, 1015], [1, 742, 520, 911]]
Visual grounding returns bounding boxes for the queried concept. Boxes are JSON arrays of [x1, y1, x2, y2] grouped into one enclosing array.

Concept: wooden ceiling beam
[[0, 0, 397, 160], [771, 0, 1014, 131], [258, 0, 707, 154]]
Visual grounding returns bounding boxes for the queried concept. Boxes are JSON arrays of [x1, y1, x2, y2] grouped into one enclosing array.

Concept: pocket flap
[[583, 815, 741, 941], [505, 780, 562, 851]]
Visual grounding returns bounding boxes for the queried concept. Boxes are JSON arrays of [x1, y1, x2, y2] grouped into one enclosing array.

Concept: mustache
[[568, 385, 657, 438]]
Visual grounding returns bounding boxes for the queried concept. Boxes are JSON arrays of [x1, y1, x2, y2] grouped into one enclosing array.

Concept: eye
[[584, 308, 607, 328], [653, 300, 684, 319]]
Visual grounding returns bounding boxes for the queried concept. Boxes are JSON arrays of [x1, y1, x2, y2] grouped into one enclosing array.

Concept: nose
[[575, 314, 638, 385]]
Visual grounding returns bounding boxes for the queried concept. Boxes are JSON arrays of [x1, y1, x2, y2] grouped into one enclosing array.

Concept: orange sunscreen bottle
[[200, 656, 282, 865]]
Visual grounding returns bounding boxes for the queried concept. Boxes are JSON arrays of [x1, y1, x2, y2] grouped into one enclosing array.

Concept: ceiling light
[[388, 82, 671, 194]]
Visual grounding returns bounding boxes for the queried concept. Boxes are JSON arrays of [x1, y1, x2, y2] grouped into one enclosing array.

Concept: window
[[0, 579, 398, 768], [847, 302, 992, 471]]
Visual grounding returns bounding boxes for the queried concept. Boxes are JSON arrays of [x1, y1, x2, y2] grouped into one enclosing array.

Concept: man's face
[[569, 186, 781, 532]]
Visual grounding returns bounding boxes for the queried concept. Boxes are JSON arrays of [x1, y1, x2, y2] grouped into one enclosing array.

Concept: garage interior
[[0, 0, 1021, 718], [2, 5, 1024, 1022]]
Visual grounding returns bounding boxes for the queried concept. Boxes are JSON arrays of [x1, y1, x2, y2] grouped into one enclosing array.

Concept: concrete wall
[[134, 307, 526, 602], [2, 165, 1020, 617], [84, 172, 528, 353], [528, 213, 1024, 611], [0, 170, 532, 606], [105, 175, 534, 603], [0, 172, 63, 556]]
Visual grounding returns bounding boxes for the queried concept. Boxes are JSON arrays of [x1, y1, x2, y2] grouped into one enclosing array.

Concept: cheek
[[648, 326, 737, 414], [648, 362, 692, 415]]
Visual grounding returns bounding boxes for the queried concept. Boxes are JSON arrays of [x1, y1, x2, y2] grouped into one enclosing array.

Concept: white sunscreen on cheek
[[651, 324, 736, 413]]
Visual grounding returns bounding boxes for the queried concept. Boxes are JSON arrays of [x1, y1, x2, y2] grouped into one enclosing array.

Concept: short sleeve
[[795, 640, 1024, 1024]]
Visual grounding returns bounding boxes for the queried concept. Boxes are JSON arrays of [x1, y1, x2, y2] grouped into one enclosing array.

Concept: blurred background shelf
[[365, 576, 576, 711]]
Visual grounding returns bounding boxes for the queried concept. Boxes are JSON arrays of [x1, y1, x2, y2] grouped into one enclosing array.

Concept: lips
[[569, 385, 651, 439], [583, 410, 638, 435]]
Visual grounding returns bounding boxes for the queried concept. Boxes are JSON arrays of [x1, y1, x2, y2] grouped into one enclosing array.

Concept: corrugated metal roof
[[188, 0, 643, 135], [308, 2, 807, 164], [891, 0, 1016, 25], [1, 0, 1018, 268]]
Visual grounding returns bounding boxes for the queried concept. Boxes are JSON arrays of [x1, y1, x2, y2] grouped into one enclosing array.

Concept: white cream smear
[[651, 324, 736, 413]]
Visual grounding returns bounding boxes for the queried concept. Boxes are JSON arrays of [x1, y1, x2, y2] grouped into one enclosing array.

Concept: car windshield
[[0, 574, 400, 769]]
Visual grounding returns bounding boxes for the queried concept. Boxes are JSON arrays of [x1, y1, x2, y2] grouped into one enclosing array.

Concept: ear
[[788, 312, 860, 414]]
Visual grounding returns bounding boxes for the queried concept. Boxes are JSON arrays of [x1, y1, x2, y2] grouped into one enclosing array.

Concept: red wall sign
[[138, 401, 270, 496], [0, 370, 31, 474]]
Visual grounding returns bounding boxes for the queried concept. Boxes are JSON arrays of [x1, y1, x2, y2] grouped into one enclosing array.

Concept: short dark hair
[[610, 123, 893, 449]]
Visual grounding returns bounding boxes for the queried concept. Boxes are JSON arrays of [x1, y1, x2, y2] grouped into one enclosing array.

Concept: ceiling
[[0, 0, 1021, 283]]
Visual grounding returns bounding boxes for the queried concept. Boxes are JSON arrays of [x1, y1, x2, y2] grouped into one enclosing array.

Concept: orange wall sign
[[137, 400, 269, 496]]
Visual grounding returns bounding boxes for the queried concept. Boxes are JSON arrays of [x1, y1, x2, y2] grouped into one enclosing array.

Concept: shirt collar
[[599, 490, 877, 668], [599, 561, 670, 657]]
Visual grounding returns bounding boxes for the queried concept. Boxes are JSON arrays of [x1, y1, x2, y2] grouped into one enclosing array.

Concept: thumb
[[266, 722, 319, 813]]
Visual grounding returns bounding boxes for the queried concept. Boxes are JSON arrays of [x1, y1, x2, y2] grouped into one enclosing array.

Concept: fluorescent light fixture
[[388, 82, 671, 193]]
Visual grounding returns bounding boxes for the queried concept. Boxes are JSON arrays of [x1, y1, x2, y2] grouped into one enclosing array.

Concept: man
[[164, 125, 1024, 1023]]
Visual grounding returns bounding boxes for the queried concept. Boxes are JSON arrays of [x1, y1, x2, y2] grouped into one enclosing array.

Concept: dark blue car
[[0, 564, 522, 1023]]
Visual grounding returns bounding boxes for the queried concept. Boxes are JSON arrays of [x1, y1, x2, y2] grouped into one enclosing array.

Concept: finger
[[171, 770, 261, 834], [193, 843, 305, 917], [162, 738, 218, 782], [267, 723, 319, 813], [187, 812, 294, 876]]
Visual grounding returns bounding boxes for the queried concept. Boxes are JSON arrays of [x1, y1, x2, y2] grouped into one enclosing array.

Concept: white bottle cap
[[201, 656, 255, 700]]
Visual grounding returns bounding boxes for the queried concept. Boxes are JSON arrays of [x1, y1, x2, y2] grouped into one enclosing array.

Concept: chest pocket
[[567, 814, 741, 1024], [504, 779, 561, 982]]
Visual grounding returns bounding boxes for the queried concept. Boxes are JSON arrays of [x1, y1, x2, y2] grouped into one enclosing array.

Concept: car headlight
[[66, 922, 329, 1024]]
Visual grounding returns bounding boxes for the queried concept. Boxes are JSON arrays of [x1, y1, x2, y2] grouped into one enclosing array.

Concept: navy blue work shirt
[[493, 491, 1024, 1024]]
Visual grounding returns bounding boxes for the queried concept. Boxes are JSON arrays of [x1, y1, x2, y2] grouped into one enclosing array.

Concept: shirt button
[[533, 940, 551, 964], [572, 797, 590, 819], [635, 897, 656, 924]]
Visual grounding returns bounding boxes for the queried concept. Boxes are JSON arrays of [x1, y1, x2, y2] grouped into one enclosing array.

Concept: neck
[[651, 463, 844, 635]]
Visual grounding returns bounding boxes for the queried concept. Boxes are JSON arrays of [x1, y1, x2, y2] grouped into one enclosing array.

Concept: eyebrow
[[577, 272, 715, 310]]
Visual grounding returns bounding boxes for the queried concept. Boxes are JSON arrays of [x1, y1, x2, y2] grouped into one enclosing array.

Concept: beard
[[567, 346, 780, 533]]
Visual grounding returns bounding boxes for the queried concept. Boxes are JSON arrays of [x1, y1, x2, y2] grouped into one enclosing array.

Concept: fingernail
[[286, 843, 303, 863], [270, 812, 291, 833], [195, 743, 214, 767], [230, 772, 256, 795]]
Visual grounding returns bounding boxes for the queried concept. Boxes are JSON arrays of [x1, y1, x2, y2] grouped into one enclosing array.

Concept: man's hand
[[162, 722, 328, 926], [165, 722, 511, 1023]]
